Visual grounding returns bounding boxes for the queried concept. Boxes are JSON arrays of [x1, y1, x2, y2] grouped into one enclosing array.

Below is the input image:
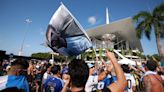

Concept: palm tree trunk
[[156, 34, 164, 63]]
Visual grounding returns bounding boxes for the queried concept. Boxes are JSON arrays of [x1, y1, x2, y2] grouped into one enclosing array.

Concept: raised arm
[[106, 50, 127, 92]]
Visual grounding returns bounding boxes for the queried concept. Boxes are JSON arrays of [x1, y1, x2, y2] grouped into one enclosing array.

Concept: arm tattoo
[[143, 76, 151, 92]]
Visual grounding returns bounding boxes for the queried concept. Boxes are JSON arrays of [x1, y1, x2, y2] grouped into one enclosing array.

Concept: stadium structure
[[85, 8, 143, 64]]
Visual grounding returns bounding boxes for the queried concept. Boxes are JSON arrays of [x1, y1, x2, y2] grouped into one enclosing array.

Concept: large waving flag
[[0, 75, 29, 92], [46, 3, 92, 56]]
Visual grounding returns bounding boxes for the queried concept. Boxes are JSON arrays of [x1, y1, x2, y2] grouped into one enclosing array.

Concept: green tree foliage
[[31, 52, 65, 61], [133, 3, 164, 63], [99, 48, 103, 58], [147, 54, 160, 62], [121, 48, 125, 56], [31, 52, 51, 59]]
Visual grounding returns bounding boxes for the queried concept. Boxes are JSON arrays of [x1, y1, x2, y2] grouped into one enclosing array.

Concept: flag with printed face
[[46, 3, 92, 56]]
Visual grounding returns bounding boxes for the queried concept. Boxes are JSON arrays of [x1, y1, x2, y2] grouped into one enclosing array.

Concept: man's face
[[62, 74, 69, 80], [47, 66, 52, 73], [62, 73, 70, 85]]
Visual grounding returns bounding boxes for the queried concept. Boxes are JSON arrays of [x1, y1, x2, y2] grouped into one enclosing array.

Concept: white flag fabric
[[46, 3, 92, 56], [0, 75, 29, 92]]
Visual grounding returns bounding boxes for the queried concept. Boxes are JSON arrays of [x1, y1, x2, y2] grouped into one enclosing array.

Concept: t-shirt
[[124, 73, 136, 92], [44, 76, 64, 92], [85, 75, 98, 92], [110, 76, 117, 83], [0, 75, 29, 92], [42, 71, 53, 83], [99, 76, 111, 89], [98, 75, 118, 91], [67, 87, 111, 92], [94, 87, 111, 92]]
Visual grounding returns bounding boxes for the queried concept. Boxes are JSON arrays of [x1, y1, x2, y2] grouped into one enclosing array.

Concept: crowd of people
[[0, 50, 164, 92]]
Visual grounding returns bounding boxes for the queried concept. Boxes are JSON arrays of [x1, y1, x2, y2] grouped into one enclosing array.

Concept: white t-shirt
[[42, 71, 53, 83], [85, 75, 98, 92], [124, 73, 136, 92]]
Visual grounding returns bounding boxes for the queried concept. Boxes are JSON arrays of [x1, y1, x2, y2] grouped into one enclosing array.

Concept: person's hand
[[95, 57, 99, 62], [129, 65, 138, 72], [64, 75, 70, 86], [106, 50, 115, 60], [106, 63, 113, 73], [61, 74, 70, 92]]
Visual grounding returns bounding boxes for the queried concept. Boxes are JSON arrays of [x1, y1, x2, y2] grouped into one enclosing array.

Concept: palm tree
[[133, 3, 164, 63]]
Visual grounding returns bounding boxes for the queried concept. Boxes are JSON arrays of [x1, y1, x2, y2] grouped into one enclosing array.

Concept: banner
[[46, 3, 92, 56]]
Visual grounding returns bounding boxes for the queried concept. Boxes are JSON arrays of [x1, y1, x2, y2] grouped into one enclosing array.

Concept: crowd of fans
[[0, 50, 164, 92]]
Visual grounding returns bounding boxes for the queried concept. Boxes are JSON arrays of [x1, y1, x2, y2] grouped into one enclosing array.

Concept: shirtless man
[[143, 60, 164, 92]]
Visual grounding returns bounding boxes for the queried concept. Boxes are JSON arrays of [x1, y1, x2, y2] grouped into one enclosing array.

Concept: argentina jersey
[[44, 76, 64, 92]]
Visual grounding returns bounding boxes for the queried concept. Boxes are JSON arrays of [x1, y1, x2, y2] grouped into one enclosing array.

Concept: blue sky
[[0, 0, 164, 56]]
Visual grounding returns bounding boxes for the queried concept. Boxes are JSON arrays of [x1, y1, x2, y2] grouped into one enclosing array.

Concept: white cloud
[[25, 18, 32, 23], [88, 16, 97, 25], [25, 44, 31, 48]]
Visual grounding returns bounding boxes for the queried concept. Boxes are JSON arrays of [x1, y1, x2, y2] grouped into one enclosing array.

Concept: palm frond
[[160, 32, 164, 38], [153, 21, 164, 38], [159, 22, 164, 38], [144, 24, 151, 40], [153, 3, 164, 21], [136, 21, 145, 30], [136, 29, 143, 39], [133, 11, 151, 22], [153, 3, 164, 14], [135, 21, 145, 38], [135, 19, 152, 39], [133, 3, 164, 40]]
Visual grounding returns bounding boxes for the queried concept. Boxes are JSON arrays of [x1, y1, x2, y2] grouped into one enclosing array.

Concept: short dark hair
[[11, 58, 29, 69], [98, 68, 105, 74], [51, 65, 61, 74], [146, 60, 157, 71], [121, 64, 130, 73], [68, 59, 89, 87], [46, 63, 52, 69]]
